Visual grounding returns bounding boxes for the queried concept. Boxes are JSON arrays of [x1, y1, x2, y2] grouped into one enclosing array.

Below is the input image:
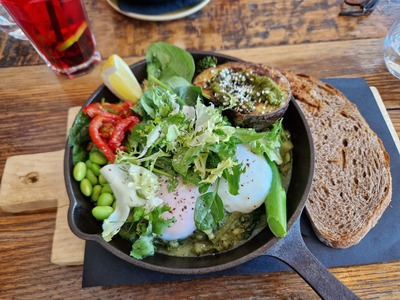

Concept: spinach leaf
[[68, 110, 91, 164], [174, 85, 203, 106], [72, 144, 88, 165], [194, 180, 225, 237], [68, 110, 91, 146], [146, 42, 195, 83], [163, 76, 203, 106]]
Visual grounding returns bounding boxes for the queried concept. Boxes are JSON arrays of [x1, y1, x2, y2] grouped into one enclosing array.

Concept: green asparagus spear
[[265, 156, 287, 237]]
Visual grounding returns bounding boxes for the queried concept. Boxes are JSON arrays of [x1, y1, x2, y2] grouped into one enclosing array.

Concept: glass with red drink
[[1, 0, 101, 78]]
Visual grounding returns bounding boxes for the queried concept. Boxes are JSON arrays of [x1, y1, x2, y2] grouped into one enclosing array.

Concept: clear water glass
[[384, 18, 400, 79]]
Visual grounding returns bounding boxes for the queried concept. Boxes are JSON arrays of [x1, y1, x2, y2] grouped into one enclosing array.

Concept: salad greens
[[70, 41, 292, 259], [194, 178, 225, 239], [100, 163, 164, 241], [146, 41, 195, 84], [123, 92, 239, 190], [68, 110, 91, 164], [124, 204, 173, 259]]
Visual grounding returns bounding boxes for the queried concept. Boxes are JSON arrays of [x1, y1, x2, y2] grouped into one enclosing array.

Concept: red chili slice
[[108, 115, 140, 151]]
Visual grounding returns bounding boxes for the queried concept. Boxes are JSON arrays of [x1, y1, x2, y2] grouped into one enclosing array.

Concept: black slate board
[[82, 78, 400, 287]]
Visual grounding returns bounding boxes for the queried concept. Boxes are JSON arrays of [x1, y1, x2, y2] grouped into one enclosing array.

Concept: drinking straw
[[45, 0, 63, 43]]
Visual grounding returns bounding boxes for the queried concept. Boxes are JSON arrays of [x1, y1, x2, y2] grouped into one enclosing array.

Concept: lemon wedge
[[101, 54, 143, 103], [56, 21, 87, 52]]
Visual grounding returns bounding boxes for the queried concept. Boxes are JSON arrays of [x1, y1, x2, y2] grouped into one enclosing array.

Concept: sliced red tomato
[[89, 114, 121, 163], [109, 116, 140, 152], [83, 100, 140, 163], [83, 101, 133, 118]]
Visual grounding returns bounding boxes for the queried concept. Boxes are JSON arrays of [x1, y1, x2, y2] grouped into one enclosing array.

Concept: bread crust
[[285, 72, 392, 248]]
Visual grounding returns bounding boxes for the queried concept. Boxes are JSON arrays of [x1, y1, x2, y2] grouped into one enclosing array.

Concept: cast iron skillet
[[66, 52, 359, 299]]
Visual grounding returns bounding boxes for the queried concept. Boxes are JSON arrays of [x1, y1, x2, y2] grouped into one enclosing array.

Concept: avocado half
[[194, 62, 292, 132]]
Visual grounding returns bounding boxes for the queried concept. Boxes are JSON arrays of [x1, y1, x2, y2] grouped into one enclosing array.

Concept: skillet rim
[[65, 51, 314, 274]]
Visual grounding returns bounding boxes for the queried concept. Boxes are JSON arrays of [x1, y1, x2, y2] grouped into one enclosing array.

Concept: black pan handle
[[265, 219, 360, 299]]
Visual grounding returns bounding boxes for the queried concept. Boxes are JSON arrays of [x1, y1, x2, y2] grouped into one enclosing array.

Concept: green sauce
[[208, 68, 287, 114], [156, 210, 266, 257], [154, 142, 293, 258]]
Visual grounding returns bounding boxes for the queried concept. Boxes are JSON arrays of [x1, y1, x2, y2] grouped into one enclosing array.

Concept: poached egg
[[159, 176, 199, 241], [159, 144, 273, 241], [217, 144, 273, 213]]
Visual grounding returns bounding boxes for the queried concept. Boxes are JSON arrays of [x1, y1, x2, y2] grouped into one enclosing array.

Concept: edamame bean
[[97, 192, 114, 206], [90, 163, 102, 177], [90, 151, 108, 165], [85, 168, 98, 186], [112, 200, 117, 210], [92, 206, 114, 220], [99, 174, 108, 185], [85, 160, 93, 170], [73, 161, 87, 182], [101, 183, 113, 194], [80, 178, 93, 197], [91, 185, 102, 202]]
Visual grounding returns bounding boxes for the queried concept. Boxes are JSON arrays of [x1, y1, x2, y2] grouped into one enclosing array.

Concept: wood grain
[[0, 0, 399, 68], [0, 0, 400, 298], [1, 38, 399, 183], [0, 151, 62, 212], [0, 204, 399, 300]]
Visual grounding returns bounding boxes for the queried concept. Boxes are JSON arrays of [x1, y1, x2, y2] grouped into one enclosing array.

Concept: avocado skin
[[194, 62, 292, 132]]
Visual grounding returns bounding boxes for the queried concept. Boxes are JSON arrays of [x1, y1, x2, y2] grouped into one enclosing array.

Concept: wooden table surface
[[1, 0, 399, 299]]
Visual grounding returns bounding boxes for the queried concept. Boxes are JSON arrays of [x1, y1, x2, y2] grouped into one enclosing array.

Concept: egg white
[[159, 144, 272, 241], [159, 176, 199, 241], [212, 144, 273, 214]]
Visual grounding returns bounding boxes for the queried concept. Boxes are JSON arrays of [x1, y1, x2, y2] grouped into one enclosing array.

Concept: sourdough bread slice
[[285, 72, 392, 248]]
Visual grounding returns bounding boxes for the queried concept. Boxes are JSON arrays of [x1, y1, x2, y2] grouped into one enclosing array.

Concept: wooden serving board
[[0, 106, 83, 266], [0, 88, 399, 266]]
